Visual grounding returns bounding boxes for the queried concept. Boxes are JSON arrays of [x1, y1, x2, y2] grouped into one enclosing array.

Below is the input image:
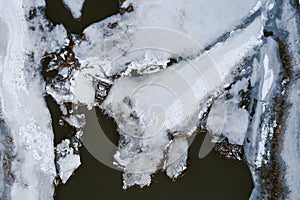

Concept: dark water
[[45, 0, 119, 33], [45, 0, 254, 199], [45, 96, 76, 146], [56, 134, 253, 200]]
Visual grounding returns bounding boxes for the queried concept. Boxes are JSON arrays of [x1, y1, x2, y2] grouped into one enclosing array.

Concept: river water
[[45, 0, 254, 199]]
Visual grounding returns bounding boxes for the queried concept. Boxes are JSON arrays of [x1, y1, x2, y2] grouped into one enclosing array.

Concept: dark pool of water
[[45, 0, 119, 33], [55, 130, 253, 200], [45, 0, 254, 199], [45, 96, 76, 145]]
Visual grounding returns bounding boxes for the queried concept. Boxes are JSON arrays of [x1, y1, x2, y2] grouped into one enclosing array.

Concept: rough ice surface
[[0, 0, 71, 199], [46, 0, 300, 198], [163, 137, 189, 179], [1, 0, 300, 199], [0, 0, 57, 199], [207, 100, 249, 146], [62, 0, 85, 19], [70, 0, 263, 190]]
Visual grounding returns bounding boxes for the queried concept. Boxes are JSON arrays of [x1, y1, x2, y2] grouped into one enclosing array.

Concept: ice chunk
[[62, 114, 86, 129], [56, 139, 81, 183], [207, 100, 249, 145], [164, 137, 188, 179], [70, 69, 96, 107], [62, 0, 85, 19], [57, 153, 81, 184]]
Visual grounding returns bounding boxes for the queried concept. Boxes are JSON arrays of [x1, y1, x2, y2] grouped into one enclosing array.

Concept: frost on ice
[[1, 0, 300, 199]]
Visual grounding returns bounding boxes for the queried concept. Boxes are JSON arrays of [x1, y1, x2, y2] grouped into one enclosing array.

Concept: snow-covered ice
[[163, 137, 188, 179], [207, 100, 249, 145], [0, 0, 300, 199], [0, 0, 57, 199], [62, 0, 85, 19], [55, 0, 263, 190], [56, 139, 81, 184]]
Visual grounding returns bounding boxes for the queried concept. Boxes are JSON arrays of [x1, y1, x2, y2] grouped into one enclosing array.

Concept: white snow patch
[[250, 1, 262, 14], [62, 0, 85, 19], [70, 69, 96, 108], [209, 17, 263, 80], [266, 0, 275, 10], [261, 55, 274, 100], [62, 114, 86, 128]]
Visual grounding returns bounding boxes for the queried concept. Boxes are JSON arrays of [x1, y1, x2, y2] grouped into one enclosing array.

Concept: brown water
[[45, 0, 254, 199]]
